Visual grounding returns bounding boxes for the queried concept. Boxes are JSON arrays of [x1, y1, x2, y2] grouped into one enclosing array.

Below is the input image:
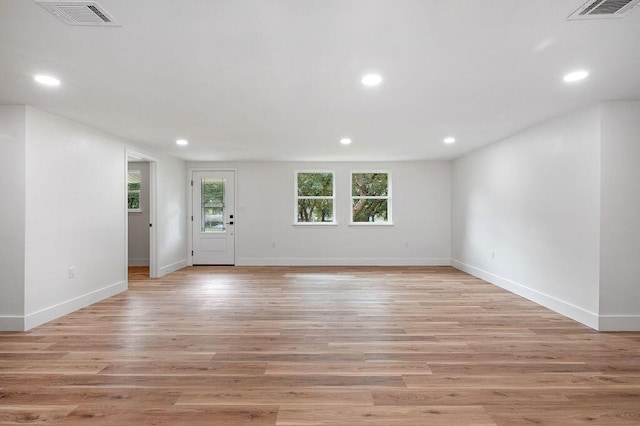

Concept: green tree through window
[[352, 172, 391, 223], [127, 170, 141, 211], [296, 172, 335, 223], [201, 178, 225, 232]]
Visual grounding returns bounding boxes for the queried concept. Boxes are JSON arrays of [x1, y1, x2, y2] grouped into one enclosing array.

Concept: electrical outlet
[[271, 242, 277, 248], [69, 266, 76, 279], [405, 242, 409, 248], [491, 251, 495, 260]]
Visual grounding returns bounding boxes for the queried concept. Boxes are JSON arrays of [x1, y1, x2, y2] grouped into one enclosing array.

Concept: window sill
[[349, 222, 394, 227], [293, 222, 338, 226], [128, 209, 142, 213]]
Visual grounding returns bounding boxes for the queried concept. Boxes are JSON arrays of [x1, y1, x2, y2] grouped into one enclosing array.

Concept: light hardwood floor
[[1, 266, 640, 425]]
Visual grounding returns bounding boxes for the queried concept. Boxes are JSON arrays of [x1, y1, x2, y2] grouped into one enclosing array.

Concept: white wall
[[599, 101, 640, 330], [0, 106, 188, 331], [0, 106, 26, 330], [24, 107, 128, 328], [128, 161, 150, 266], [124, 149, 188, 276], [451, 106, 602, 328], [189, 161, 451, 265], [154, 151, 188, 275]]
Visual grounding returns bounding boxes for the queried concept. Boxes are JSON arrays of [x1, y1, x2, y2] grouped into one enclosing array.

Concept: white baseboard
[[128, 258, 150, 266], [0, 316, 25, 332], [451, 259, 599, 330], [237, 258, 451, 266], [159, 258, 188, 276], [22, 280, 127, 331], [598, 315, 640, 331]]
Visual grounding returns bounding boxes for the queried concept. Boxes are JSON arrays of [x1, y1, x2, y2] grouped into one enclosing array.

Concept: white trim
[[159, 258, 189, 276], [598, 315, 640, 331], [350, 170, 392, 225], [451, 259, 599, 330], [294, 170, 336, 225], [23, 280, 127, 331], [238, 257, 450, 266], [0, 316, 25, 332], [124, 149, 129, 288], [148, 161, 158, 278]]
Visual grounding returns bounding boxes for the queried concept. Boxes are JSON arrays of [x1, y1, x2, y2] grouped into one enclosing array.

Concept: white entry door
[[192, 171, 235, 265]]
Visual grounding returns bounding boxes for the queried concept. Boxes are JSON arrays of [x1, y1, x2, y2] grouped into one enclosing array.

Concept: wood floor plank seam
[[1, 265, 639, 425]]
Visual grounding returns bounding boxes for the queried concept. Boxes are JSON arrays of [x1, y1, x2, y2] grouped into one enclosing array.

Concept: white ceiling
[[1, 0, 639, 161]]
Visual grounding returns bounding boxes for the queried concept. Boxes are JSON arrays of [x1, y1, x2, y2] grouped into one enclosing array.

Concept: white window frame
[[294, 170, 337, 225], [127, 169, 142, 213], [350, 170, 392, 226]]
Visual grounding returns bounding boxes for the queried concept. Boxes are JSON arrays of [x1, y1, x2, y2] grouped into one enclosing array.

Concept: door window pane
[[201, 178, 225, 233]]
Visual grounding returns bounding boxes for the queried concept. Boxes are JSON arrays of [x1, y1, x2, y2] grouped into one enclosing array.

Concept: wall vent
[[35, 0, 120, 26], [568, 0, 640, 19]]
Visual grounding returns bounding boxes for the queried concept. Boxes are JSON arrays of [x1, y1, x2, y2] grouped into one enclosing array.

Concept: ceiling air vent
[[35, 0, 120, 26], [568, 0, 640, 19]]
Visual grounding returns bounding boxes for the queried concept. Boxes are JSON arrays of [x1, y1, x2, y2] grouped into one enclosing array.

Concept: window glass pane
[[352, 173, 388, 197], [201, 178, 225, 233], [297, 199, 334, 222], [128, 191, 140, 210], [128, 171, 141, 189], [297, 173, 333, 196], [352, 199, 388, 223]]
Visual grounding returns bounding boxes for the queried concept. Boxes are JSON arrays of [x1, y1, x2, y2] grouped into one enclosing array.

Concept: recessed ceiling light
[[361, 73, 383, 87], [340, 138, 352, 145], [176, 139, 188, 146], [34, 74, 61, 87], [563, 70, 589, 83], [444, 137, 456, 144]]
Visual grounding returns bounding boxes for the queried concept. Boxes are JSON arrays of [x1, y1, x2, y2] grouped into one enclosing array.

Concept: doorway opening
[[126, 150, 158, 279]]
